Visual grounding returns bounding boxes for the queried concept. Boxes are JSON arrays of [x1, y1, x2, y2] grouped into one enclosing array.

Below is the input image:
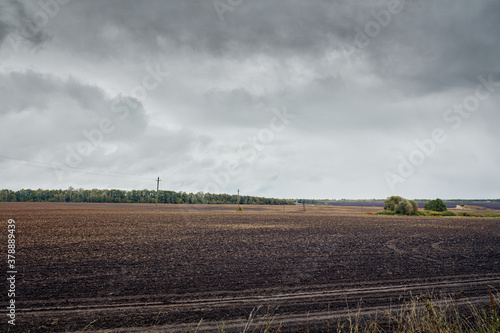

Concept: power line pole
[[156, 177, 161, 212], [237, 189, 240, 209]]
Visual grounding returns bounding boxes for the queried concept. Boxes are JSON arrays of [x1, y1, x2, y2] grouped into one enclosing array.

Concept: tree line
[[0, 188, 295, 205]]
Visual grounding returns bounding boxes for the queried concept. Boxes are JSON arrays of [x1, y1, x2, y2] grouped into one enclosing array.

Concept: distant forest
[[0, 188, 295, 205]]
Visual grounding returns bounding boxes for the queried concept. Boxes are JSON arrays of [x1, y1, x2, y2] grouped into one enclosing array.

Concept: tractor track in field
[[22, 273, 500, 332], [103, 296, 493, 333]]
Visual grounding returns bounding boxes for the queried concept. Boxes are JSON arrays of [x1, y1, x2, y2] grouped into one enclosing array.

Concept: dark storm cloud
[[0, 0, 50, 49], [0, 69, 211, 189], [1, 0, 499, 198], [0, 70, 148, 156], [359, 1, 500, 93], [47, 0, 500, 93], [50, 0, 352, 57], [0, 70, 146, 129]]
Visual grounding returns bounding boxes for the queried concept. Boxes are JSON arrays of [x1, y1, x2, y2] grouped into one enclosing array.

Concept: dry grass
[[217, 289, 500, 333]]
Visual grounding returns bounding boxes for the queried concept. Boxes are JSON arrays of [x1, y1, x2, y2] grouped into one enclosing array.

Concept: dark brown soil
[[1, 203, 499, 332]]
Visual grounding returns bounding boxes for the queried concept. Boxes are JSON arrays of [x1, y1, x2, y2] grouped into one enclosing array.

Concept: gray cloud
[[0, 0, 51, 51], [42, 0, 499, 98], [0, 70, 148, 166], [1, 0, 499, 198], [0, 70, 147, 138]]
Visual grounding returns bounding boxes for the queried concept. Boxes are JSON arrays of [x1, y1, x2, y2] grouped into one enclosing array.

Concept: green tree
[[384, 196, 403, 211], [394, 199, 414, 215], [384, 196, 418, 215], [424, 198, 447, 212]]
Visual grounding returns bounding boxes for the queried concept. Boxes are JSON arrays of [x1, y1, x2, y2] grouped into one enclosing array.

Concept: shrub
[[456, 212, 482, 217], [384, 196, 419, 215], [376, 210, 396, 215], [467, 212, 483, 217], [384, 196, 403, 211], [483, 213, 500, 217], [427, 211, 443, 216], [442, 211, 456, 216], [424, 198, 448, 212], [395, 199, 414, 215]]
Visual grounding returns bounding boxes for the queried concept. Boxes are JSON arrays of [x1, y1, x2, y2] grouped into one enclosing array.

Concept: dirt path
[[20, 273, 500, 332]]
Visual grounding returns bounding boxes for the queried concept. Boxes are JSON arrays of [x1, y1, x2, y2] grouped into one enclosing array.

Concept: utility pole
[[156, 177, 161, 212], [237, 189, 240, 209]]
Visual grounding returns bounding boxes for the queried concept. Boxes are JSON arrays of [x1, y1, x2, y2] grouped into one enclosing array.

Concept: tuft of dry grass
[[210, 289, 499, 333], [383, 288, 500, 333]]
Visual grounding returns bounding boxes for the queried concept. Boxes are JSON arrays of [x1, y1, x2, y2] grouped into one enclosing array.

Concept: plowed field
[[1, 203, 499, 332]]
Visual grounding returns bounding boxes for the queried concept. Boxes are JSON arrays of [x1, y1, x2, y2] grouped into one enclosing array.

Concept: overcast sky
[[0, 0, 499, 199]]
